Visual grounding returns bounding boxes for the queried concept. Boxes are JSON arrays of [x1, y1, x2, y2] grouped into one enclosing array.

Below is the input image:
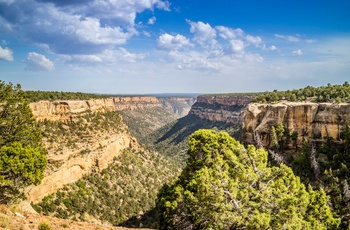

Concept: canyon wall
[[30, 96, 195, 121], [244, 102, 350, 148], [158, 97, 196, 117], [189, 95, 252, 124], [188, 95, 350, 150], [26, 131, 137, 203], [27, 95, 195, 203]]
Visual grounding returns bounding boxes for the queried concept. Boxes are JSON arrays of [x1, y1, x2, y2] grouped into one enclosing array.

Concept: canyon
[[189, 96, 350, 149], [26, 94, 350, 204], [189, 95, 252, 124], [26, 96, 195, 203], [244, 102, 350, 148], [29, 96, 195, 121]]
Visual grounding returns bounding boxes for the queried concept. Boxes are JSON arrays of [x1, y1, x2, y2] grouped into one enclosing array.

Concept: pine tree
[[0, 81, 47, 203], [157, 130, 340, 229]]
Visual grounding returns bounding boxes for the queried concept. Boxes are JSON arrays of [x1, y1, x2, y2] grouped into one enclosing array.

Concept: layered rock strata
[[244, 102, 350, 149], [30, 96, 196, 121], [27, 95, 195, 203], [158, 97, 196, 117], [189, 95, 252, 124], [26, 131, 137, 203]]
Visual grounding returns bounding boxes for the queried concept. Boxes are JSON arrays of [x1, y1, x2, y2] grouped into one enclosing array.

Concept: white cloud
[[216, 26, 244, 40], [0, 46, 14, 61], [275, 34, 300, 42], [187, 20, 217, 47], [292, 49, 303, 56], [269, 45, 277, 51], [25, 52, 55, 71], [157, 33, 192, 51], [61, 48, 146, 66], [0, 0, 169, 66], [246, 35, 262, 46], [157, 21, 269, 72], [229, 39, 245, 54], [35, 0, 170, 26], [148, 16, 156, 25]]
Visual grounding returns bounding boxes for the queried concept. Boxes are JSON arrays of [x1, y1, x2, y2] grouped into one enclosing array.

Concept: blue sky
[[0, 0, 349, 94]]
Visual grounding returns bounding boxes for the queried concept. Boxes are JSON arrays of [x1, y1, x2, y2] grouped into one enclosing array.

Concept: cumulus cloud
[[25, 52, 55, 71], [216, 26, 244, 40], [148, 16, 156, 25], [269, 45, 277, 51], [229, 39, 245, 54], [156, 21, 268, 71], [275, 34, 300, 42], [292, 49, 303, 56], [36, 0, 170, 26], [157, 33, 192, 51], [0, 0, 169, 62], [0, 46, 14, 61], [246, 35, 262, 46], [187, 20, 217, 47], [61, 48, 146, 66]]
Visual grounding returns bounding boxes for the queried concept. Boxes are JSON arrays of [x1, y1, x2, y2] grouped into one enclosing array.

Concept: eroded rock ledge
[[26, 131, 137, 203], [189, 95, 252, 124], [244, 102, 350, 148]]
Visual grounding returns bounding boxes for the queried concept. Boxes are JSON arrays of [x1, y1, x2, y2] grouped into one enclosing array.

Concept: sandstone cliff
[[26, 126, 138, 203], [29, 97, 160, 121], [114, 96, 162, 111], [244, 102, 350, 149], [26, 95, 195, 203], [189, 95, 252, 124], [158, 97, 196, 117], [30, 96, 195, 121], [27, 97, 145, 203]]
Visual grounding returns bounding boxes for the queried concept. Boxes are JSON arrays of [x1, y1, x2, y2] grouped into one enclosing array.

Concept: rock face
[[189, 95, 252, 124], [29, 97, 158, 121], [114, 96, 162, 111], [30, 96, 196, 121], [26, 131, 137, 204], [244, 102, 350, 148], [26, 95, 195, 203], [158, 97, 196, 117]]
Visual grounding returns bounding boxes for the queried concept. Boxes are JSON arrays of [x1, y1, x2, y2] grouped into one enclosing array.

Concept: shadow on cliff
[[118, 208, 158, 229], [155, 114, 242, 145]]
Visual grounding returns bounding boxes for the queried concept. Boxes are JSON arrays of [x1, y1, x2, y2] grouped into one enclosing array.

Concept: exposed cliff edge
[[189, 95, 252, 124], [158, 97, 196, 117], [244, 102, 350, 149], [29, 96, 195, 121], [26, 96, 195, 203], [26, 131, 137, 204]]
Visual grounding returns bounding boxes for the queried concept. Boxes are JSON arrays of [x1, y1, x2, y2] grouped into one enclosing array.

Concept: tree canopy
[[252, 82, 350, 103], [157, 129, 340, 229], [0, 81, 47, 204]]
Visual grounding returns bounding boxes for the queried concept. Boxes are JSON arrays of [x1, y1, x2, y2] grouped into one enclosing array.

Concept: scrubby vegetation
[[289, 125, 350, 228], [0, 81, 47, 204], [119, 107, 179, 144], [200, 92, 261, 97], [24, 90, 108, 102], [34, 149, 180, 228], [157, 130, 340, 229], [253, 82, 350, 103], [38, 111, 124, 157]]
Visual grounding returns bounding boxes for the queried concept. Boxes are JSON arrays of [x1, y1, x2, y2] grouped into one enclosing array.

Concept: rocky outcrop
[[29, 97, 160, 121], [114, 96, 162, 111], [244, 102, 350, 149], [26, 130, 138, 203], [30, 96, 196, 121], [158, 97, 196, 117], [189, 95, 252, 124], [26, 95, 195, 203]]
